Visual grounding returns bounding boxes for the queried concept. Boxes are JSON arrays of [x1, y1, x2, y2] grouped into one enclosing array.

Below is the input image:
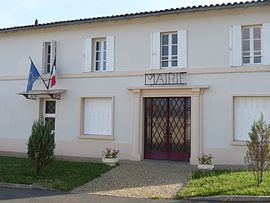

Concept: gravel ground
[[73, 160, 196, 199]]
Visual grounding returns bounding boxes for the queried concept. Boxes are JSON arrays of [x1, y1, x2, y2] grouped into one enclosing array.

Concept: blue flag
[[26, 60, 41, 92]]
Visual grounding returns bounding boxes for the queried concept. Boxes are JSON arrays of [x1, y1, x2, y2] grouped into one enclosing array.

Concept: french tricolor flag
[[50, 57, 56, 88]]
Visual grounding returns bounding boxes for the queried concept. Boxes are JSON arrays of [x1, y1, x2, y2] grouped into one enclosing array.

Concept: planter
[[102, 157, 119, 166], [198, 164, 214, 170]]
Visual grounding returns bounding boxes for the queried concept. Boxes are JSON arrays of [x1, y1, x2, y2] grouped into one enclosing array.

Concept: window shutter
[[50, 40, 57, 70], [229, 25, 242, 67], [84, 98, 112, 135], [42, 42, 46, 73], [234, 97, 270, 141], [150, 32, 160, 69], [263, 23, 270, 65], [178, 30, 187, 68], [106, 36, 115, 71], [83, 38, 92, 72]]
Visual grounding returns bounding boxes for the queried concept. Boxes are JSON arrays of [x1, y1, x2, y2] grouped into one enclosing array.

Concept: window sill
[[231, 140, 247, 146], [242, 63, 262, 66], [93, 70, 114, 73], [83, 70, 115, 74], [79, 135, 114, 140], [161, 66, 183, 69]]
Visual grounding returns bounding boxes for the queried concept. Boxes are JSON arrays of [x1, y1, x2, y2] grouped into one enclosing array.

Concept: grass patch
[[0, 156, 112, 191], [178, 169, 270, 199]]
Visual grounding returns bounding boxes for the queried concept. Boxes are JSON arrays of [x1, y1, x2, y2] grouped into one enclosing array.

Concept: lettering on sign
[[145, 72, 187, 85]]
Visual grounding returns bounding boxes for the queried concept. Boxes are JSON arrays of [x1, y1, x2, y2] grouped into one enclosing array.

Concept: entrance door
[[144, 97, 191, 161]]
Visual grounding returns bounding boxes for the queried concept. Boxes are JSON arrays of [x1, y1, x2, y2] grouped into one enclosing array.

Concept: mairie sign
[[145, 72, 187, 85]]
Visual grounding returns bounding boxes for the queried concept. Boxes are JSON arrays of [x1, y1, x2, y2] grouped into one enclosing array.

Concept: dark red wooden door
[[144, 97, 191, 161]]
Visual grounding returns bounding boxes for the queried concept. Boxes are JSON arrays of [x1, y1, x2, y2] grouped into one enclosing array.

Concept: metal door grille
[[144, 97, 191, 161]]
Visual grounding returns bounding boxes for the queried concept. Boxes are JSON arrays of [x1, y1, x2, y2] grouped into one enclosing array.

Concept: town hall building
[[0, 0, 270, 165]]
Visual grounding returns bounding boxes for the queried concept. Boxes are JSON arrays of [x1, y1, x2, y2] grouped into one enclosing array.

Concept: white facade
[[1, 2, 270, 164]]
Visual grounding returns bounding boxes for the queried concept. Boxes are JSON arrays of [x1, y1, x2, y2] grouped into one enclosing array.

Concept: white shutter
[[50, 40, 56, 73], [229, 25, 242, 67], [263, 23, 270, 65], [234, 97, 270, 141], [106, 36, 115, 71], [84, 98, 112, 135], [42, 42, 46, 73], [178, 30, 187, 68], [150, 32, 160, 69], [83, 38, 92, 72]]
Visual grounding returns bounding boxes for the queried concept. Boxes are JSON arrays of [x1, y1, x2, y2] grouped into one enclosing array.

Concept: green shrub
[[245, 114, 270, 186], [27, 119, 55, 175]]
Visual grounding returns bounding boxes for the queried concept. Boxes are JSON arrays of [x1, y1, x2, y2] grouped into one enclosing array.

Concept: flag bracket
[[22, 94, 37, 100], [48, 93, 61, 100], [17, 89, 67, 100]]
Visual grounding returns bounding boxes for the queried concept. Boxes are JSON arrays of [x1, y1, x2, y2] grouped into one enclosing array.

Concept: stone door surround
[[128, 85, 208, 165]]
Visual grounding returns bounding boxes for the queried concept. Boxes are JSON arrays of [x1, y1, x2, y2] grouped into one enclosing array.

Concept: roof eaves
[[0, 0, 269, 33]]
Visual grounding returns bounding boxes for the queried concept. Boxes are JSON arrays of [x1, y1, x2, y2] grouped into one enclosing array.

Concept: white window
[[93, 38, 107, 71], [242, 26, 262, 65], [44, 100, 56, 131], [83, 36, 114, 72], [234, 97, 270, 141], [82, 97, 113, 136], [161, 32, 178, 68], [230, 23, 270, 66], [42, 41, 56, 74], [150, 30, 187, 69]]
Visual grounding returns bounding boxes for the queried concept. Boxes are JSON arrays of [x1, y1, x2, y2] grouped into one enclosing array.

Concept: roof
[[1, 0, 270, 33]]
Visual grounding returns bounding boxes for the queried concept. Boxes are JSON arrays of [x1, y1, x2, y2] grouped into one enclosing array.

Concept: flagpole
[[29, 56, 49, 90]]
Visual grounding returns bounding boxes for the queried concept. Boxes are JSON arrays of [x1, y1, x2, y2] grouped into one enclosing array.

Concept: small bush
[[245, 114, 270, 186], [27, 119, 55, 175]]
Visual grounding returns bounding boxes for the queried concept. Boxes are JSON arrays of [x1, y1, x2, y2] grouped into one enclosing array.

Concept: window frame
[[160, 31, 178, 68], [80, 96, 114, 140], [93, 38, 107, 72], [42, 41, 56, 74], [241, 25, 262, 65], [43, 99, 56, 132], [44, 42, 51, 73]]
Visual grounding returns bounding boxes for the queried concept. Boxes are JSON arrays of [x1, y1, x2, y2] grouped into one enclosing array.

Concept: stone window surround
[[230, 94, 270, 146], [79, 96, 115, 140]]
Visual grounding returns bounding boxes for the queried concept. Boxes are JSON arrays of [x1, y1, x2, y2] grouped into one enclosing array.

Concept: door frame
[[128, 85, 208, 164], [39, 98, 57, 132]]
